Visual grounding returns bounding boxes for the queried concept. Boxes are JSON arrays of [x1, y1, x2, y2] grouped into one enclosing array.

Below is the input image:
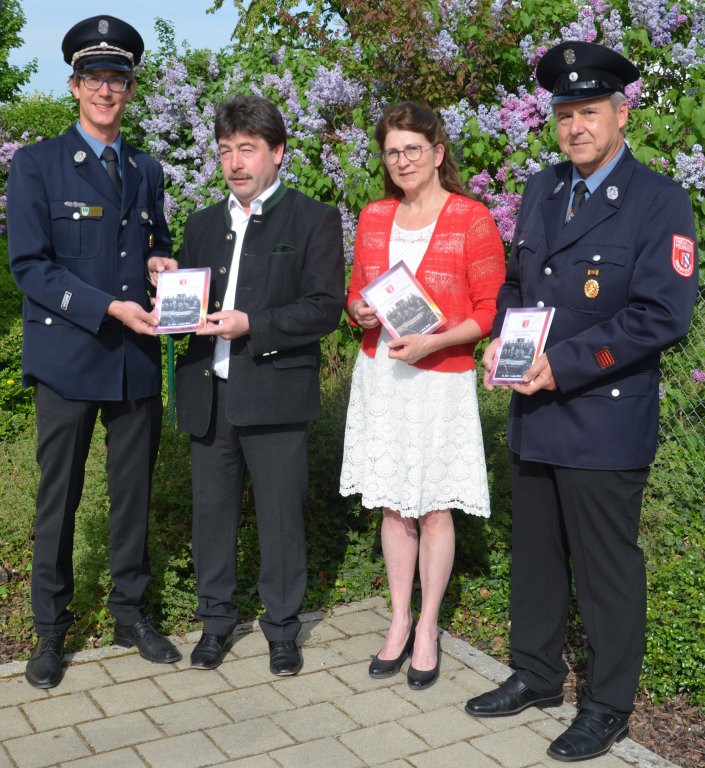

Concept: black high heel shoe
[[368, 620, 416, 679], [407, 633, 441, 690]]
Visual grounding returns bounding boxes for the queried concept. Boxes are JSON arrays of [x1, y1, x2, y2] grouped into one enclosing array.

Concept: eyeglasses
[[77, 73, 132, 93], [381, 144, 435, 166]]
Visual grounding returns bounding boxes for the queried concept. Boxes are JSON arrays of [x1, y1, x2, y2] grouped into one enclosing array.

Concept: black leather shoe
[[25, 633, 65, 689], [268, 640, 303, 676], [115, 616, 181, 663], [369, 621, 416, 679], [190, 633, 234, 670], [407, 634, 441, 690], [465, 672, 563, 717], [547, 708, 629, 762]]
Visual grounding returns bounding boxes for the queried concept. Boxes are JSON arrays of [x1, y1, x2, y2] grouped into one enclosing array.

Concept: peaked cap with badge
[[62, 15, 144, 72], [536, 40, 639, 104]]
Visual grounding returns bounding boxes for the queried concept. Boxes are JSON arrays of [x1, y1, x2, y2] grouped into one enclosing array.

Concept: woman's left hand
[[387, 334, 436, 364]]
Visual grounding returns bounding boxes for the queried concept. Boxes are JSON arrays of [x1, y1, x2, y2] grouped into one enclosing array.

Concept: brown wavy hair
[[374, 101, 469, 200]]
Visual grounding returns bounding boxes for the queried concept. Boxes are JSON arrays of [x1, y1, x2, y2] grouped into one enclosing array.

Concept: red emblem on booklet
[[671, 235, 695, 278]]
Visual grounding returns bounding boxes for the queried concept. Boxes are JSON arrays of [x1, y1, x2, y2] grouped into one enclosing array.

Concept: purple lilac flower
[[307, 64, 364, 112], [658, 384, 666, 400], [519, 35, 550, 67], [561, 6, 598, 42], [473, 104, 502, 139], [0, 139, 24, 169], [499, 87, 550, 148], [625, 80, 642, 108], [469, 170, 492, 202], [600, 10, 625, 50], [489, 192, 522, 242], [511, 158, 542, 182], [438, 0, 478, 32], [337, 126, 371, 169], [321, 144, 347, 192], [429, 28, 461, 68], [628, 0, 687, 47], [441, 100, 471, 143], [691, 369, 705, 384], [673, 144, 705, 191], [337, 203, 357, 264]]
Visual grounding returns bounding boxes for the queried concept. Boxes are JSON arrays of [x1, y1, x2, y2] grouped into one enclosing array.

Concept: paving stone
[[327, 633, 386, 663], [23, 691, 103, 730], [327, 610, 392, 637], [339, 721, 427, 765], [207, 717, 293, 759], [271, 702, 358, 741], [146, 698, 231, 736], [407, 741, 501, 768], [391, 675, 473, 712], [218, 657, 276, 689], [229, 631, 267, 659], [0, 745, 12, 768], [331, 596, 388, 616], [207, 757, 279, 768], [89, 678, 169, 716], [300, 621, 345, 644], [272, 669, 354, 706], [527, 715, 567, 742], [271, 736, 365, 768], [377, 762, 414, 768], [60, 748, 147, 767], [480, 704, 551, 731], [295, 643, 349, 672], [0, 676, 48, 707], [78, 712, 161, 752], [0, 703, 33, 739], [471, 724, 552, 768], [441, 665, 499, 696], [154, 668, 232, 701], [400, 704, 491, 746], [136, 731, 226, 768], [46, 663, 113, 694], [100, 654, 179, 683], [212, 684, 294, 721], [5, 726, 90, 768], [337, 688, 421, 727], [334, 660, 409, 693]]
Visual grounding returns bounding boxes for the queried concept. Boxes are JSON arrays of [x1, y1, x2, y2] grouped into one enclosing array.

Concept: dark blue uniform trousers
[[509, 451, 649, 715]]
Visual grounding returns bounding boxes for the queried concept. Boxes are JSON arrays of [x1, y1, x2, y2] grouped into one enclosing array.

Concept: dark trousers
[[32, 383, 162, 635], [509, 452, 649, 715], [190, 377, 308, 640]]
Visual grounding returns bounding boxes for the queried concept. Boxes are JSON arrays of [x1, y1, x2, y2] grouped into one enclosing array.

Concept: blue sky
[[8, 1, 238, 96]]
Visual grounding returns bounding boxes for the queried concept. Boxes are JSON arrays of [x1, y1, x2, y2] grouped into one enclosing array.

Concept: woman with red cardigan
[[340, 102, 506, 689]]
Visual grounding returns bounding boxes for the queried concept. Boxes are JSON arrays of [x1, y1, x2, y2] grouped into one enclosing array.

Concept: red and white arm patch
[[671, 235, 695, 278]]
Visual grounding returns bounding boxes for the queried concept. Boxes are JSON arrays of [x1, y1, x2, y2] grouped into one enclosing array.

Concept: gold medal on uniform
[[584, 278, 600, 299], [148, 233, 155, 249]]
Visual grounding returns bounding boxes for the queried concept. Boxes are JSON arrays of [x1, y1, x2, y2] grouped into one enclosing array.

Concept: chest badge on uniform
[[148, 233, 155, 249], [553, 181, 565, 194], [129, 156, 138, 168], [606, 186, 619, 200], [584, 278, 600, 299], [73, 151, 87, 163]]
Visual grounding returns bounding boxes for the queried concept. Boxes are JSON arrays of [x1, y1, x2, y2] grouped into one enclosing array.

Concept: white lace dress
[[339, 221, 491, 519]]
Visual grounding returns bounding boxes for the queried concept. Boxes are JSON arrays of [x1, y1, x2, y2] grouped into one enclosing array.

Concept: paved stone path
[[0, 597, 678, 768]]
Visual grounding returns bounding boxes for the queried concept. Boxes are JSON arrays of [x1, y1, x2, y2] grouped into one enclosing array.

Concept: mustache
[[227, 173, 251, 181]]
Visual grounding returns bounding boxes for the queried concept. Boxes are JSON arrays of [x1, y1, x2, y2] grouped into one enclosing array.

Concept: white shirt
[[212, 178, 281, 379]]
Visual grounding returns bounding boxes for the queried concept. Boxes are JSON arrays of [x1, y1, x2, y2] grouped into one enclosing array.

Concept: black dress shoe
[[190, 632, 234, 669], [369, 621, 416, 679], [268, 640, 303, 676], [115, 616, 182, 663], [407, 634, 441, 690], [465, 672, 563, 717], [25, 633, 65, 689], [547, 708, 629, 762]]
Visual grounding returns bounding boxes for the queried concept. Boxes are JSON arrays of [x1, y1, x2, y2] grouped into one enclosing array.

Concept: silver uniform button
[[120, 251, 127, 258], [544, 267, 552, 275], [44, 317, 52, 325], [72, 212, 80, 220], [218, 266, 227, 275], [121, 284, 129, 292], [121, 219, 128, 227], [214, 300, 221, 309], [592, 254, 601, 262], [536, 300, 545, 308], [141, 211, 149, 220], [611, 388, 620, 398]]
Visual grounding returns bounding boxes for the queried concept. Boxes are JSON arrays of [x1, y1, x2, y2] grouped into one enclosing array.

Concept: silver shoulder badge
[[564, 48, 576, 65], [606, 186, 619, 200], [73, 151, 87, 163]]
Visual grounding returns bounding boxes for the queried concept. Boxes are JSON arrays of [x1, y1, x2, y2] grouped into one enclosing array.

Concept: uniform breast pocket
[[515, 232, 542, 285], [566, 245, 629, 315], [50, 201, 102, 259]]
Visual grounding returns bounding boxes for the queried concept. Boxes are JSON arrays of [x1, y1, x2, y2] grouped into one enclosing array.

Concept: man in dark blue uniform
[[465, 42, 698, 761], [8, 15, 181, 689]]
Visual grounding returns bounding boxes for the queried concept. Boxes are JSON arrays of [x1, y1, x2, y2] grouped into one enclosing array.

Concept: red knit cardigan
[[347, 194, 506, 372]]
